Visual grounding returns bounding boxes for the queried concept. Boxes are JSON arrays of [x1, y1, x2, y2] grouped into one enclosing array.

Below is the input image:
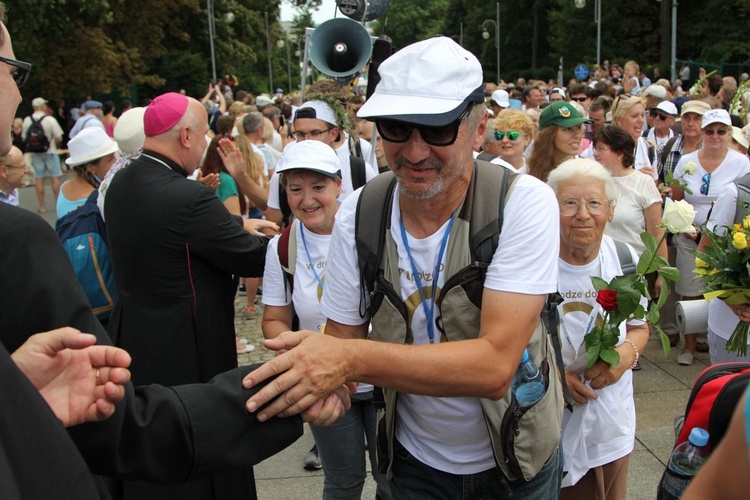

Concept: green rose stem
[[586, 230, 679, 369]]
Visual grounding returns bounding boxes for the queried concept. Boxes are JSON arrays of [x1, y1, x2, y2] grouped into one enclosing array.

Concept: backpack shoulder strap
[[734, 174, 750, 224], [469, 159, 518, 264], [355, 171, 397, 318], [475, 152, 496, 162], [349, 156, 367, 191], [614, 239, 636, 275], [278, 220, 298, 294], [659, 136, 679, 170], [349, 133, 363, 159]]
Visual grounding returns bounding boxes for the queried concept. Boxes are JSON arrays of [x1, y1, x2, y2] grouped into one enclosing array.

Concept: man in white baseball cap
[[646, 100, 678, 153], [489, 88, 511, 116], [244, 36, 564, 499]]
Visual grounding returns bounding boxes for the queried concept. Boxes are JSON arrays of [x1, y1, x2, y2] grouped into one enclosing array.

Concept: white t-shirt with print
[[704, 183, 750, 342], [558, 236, 643, 486], [321, 173, 559, 475], [604, 171, 662, 255]]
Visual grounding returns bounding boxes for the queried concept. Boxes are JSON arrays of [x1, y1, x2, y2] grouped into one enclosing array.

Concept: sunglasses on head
[[0, 56, 32, 88], [375, 105, 474, 147], [494, 130, 527, 141], [649, 110, 671, 120], [700, 173, 711, 195], [703, 128, 728, 136]]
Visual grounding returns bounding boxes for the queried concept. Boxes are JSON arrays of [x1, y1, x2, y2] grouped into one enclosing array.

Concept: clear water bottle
[[657, 427, 710, 500], [511, 349, 546, 408]]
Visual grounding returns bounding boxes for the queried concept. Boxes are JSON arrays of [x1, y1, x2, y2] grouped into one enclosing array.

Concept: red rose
[[596, 289, 618, 312]]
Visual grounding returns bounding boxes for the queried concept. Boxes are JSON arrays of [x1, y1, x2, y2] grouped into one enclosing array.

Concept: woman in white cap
[[670, 109, 750, 365], [57, 127, 118, 218], [261, 140, 390, 500]]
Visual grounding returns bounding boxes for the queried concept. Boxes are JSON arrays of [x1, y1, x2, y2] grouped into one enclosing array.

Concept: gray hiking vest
[[355, 160, 564, 483]]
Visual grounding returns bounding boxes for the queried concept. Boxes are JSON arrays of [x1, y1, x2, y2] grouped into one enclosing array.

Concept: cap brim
[[280, 167, 341, 178], [552, 117, 593, 128]]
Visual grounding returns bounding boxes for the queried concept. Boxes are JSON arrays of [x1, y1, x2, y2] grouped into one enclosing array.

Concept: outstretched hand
[[197, 171, 221, 190], [217, 138, 245, 179], [243, 218, 278, 237], [11, 328, 132, 427]]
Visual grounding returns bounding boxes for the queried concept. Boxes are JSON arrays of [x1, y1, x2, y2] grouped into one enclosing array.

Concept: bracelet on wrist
[[622, 338, 640, 369]]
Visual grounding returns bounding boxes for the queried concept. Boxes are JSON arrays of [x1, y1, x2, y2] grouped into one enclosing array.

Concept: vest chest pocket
[[370, 275, 411, 345], [436, 262, 486, 342]]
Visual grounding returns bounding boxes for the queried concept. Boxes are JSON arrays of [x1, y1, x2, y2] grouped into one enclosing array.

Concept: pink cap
[[144, 92, 189, 137]]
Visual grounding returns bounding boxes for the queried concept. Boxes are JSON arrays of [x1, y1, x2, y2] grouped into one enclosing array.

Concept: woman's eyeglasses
[[559, 198, 610, 217], [376, 105, 473, 147], [700, 173, 711, 195], [493, 130, 527, 141], [703, 128, 728, 136], [0, 56, 32, 88], [649, 110, 671, 121]]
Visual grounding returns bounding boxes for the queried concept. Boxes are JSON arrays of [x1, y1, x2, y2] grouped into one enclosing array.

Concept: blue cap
[[275, 88, 283, 93], [688, 427, 709, 447], [83, 100, 103, 110]]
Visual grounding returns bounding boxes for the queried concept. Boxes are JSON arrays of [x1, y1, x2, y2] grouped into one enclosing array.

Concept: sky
[[280, 0, 340, 25]]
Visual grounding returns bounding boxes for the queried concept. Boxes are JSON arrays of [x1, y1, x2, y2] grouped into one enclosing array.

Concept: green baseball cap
[[539, 102, 593, 130]]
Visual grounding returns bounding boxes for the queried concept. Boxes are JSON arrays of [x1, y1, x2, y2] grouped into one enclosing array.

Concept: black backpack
[[25, 116, 50, 153]]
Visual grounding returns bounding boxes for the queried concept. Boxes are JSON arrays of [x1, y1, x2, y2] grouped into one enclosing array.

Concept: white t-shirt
[[321, 173, 560, 474], [558, 236, 643, 486], [605, 171, 662, 255], [646, 128, 674, 159], [673, 149, 750, 296], [263, 223, 374, 393], [634, 137, 657, 179], [704, 182, 750, 342]]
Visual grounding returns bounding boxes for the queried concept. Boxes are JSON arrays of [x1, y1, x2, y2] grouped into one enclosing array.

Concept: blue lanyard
[[299, 224, 325, 292], [399, 212, 456, 344]]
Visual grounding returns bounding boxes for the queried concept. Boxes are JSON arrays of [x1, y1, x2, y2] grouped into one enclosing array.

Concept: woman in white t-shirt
[[548, 159, 649, 498], [261, 141, 390, 500], [671, 109, 750, 364], [699, 182, 750, 363]]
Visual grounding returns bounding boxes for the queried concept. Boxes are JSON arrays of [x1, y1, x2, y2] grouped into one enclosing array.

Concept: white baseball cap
[[277, 140, 341, 178], [732, 126, 749, 149], [293, 100, 338, 127], [31, 97, 48, 108], [358, 36, 485, 126], [644, 85, 667, 100], [653, 101, 678, 116], [491, 89, 510, 108], [702, 109, 732, 129]]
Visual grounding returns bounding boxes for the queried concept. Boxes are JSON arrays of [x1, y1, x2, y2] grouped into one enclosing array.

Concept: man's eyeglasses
[[375, 105, 473, 147], [700, 173, 711, 195], [559, 198, 610, 217], [649, 110, 671, 121], [703, 128, 728, 136], [570, 96, 589, 103], [494, 130, 527, 141], [293, 127, 334, 141], [0, 56, 32, 88]]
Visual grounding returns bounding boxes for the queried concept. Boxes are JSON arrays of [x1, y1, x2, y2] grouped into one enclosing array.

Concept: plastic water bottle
[[657, 427, 710, 500], [511, 350, 546, 408]]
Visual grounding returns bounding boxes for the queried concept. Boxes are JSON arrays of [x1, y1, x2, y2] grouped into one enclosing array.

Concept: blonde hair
[[493, 110, 534, 137], [233, 115, 266, 186], [611, 95, 646, 125], [625, 60, 640, 75], [261, 117, 275, 144]]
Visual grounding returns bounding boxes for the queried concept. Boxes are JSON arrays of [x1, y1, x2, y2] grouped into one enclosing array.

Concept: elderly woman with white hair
[[548, 158, 649, 499]]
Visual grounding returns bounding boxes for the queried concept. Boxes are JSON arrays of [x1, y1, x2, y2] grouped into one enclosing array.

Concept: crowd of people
[[4, 0, 750, 497]]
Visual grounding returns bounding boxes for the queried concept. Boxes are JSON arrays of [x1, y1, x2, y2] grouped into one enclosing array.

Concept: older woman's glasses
[[559, 198, 610, 216], [0, 56, 32, 88], [700, 173, 711, 195], [703, 128, 728, 136], [494, 130, 527, 141]]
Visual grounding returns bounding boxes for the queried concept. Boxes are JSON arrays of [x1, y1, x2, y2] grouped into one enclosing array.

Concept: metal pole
[[595, 0, 601, 68], [265, 11, 273, 95], [207, 0, 217, 83], [459, 21, 463, 47], [671, 0, 677, 83], [495, 1, 500, 82], [286, 39, 292, 93]]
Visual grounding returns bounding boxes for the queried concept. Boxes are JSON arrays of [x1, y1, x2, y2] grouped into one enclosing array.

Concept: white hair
[[547, 158, 617, 206]]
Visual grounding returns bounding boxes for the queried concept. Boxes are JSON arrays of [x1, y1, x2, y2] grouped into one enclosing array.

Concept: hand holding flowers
[[585, 201, 696, 369], [659, 162, 696, 196]]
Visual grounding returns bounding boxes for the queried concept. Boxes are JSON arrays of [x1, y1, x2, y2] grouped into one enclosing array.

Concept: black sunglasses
[[570, 96, 589, 103], [375, 105, 473, 147], [649, 110, 671, 120], [0, 56, 32, 88], [700, 173, 711, 195]]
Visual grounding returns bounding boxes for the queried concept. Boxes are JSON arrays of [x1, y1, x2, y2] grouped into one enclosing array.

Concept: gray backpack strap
[[614, 240, 636, 275], [734, 174, 750, 224], [469, 159, 518, 264], [355, 171, 397, 318]]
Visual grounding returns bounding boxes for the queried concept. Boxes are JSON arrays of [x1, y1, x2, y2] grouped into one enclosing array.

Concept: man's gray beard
[[396, 150, 469, 201]]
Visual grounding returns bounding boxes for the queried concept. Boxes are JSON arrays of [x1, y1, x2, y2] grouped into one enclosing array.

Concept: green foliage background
[[4, 0, 750, 113]]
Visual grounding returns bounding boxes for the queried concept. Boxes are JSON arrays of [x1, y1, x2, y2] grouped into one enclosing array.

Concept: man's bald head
[[0, 145, 26, 191], [143, 97, 209, 175]]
